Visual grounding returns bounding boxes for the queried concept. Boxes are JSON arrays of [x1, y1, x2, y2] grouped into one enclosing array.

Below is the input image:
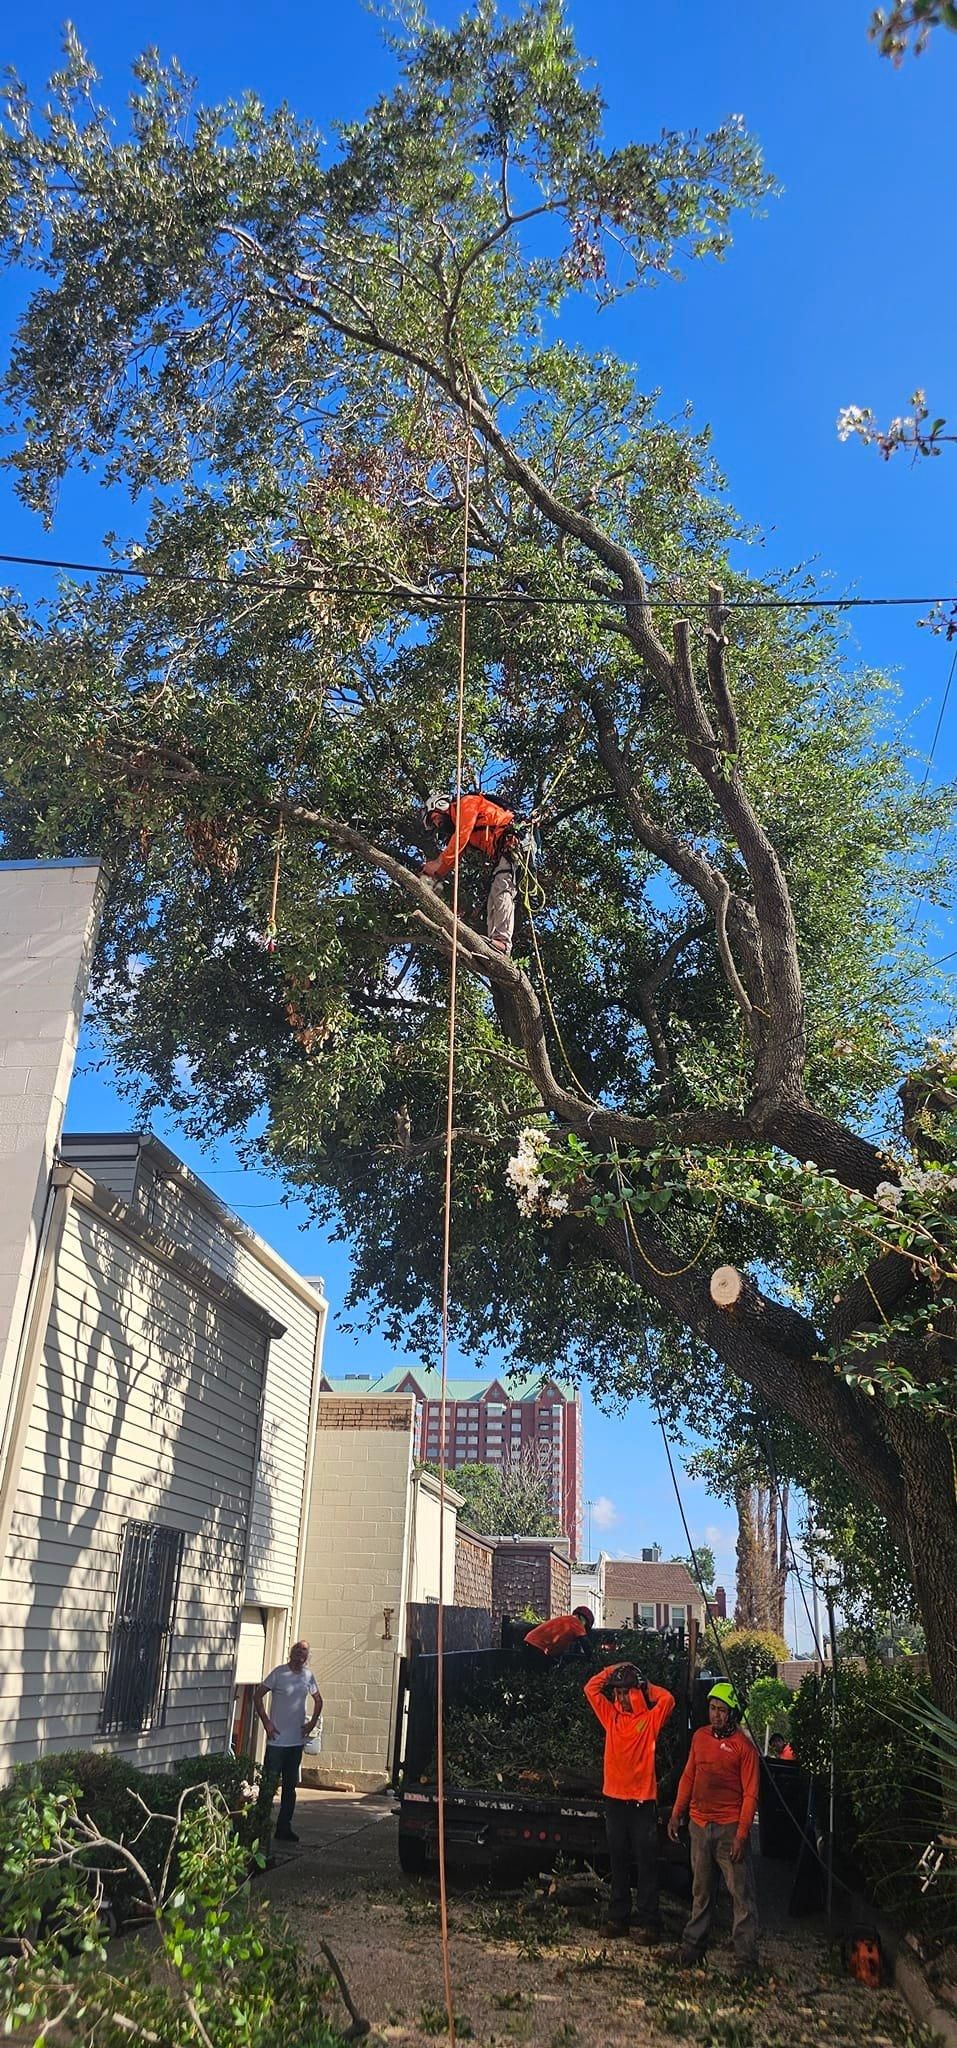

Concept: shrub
[[745, 1676, 793, 1744], [789, 1661, 955, 1937], [0, 1777, 346, 2048], [2, 1750, 262, 1920], [719, 1629, 789, 1700]]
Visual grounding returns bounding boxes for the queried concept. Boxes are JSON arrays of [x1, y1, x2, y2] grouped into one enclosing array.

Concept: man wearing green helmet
[[667, 1681, 760, 1977]]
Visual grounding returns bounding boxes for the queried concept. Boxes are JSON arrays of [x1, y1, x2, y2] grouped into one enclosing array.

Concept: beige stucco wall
[[408, 1471, 458, 1607], [298, 1396, 414, 1789]]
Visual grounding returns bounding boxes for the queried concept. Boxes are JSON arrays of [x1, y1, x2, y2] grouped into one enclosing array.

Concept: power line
[[920, 642, 957, 793], [907, 641, 957, 935], [0, 546, 955, 612]]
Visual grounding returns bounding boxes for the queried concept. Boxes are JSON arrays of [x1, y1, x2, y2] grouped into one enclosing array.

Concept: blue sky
[[2, 2, 955, 1645]]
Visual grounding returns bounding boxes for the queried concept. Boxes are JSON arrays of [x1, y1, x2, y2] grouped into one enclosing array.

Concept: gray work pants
[[486, 852, 517, 953], [682, 1819, 759, 1964]]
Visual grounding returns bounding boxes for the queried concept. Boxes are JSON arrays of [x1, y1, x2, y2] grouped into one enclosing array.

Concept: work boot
[[605, 1922, 629, 1939], [731, 1955, 760, 1983], [274, 1827, 299, 1843], [630, 1926, 662, 1947], [679, 1946, 704, 1967]]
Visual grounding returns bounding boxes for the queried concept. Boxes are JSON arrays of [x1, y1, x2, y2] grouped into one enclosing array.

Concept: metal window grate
[[101, 1521, 185, 1734]]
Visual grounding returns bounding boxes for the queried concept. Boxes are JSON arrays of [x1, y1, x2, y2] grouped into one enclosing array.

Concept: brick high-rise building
[[320, 1367, 583, 1555]]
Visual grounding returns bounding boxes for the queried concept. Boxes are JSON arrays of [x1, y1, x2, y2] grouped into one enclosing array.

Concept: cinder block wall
[[298, 1396, 413, 1789]]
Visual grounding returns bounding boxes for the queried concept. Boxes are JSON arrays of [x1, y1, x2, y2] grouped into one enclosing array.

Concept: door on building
[[232, 1606, 268, 1759]]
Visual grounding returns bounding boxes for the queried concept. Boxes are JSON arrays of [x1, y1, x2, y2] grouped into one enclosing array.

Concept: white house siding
[[59, 1139, 326, 1629], [298, 1397, 415, 1789], [0, 861, 104, 1460], [0, 1185, 270, 1778]]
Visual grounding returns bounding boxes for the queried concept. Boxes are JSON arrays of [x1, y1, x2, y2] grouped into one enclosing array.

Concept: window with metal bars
[[101, 1520, 185, 1734]]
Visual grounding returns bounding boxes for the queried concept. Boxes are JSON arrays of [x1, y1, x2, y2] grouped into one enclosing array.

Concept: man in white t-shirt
[[254, 1640, 322, 1842]]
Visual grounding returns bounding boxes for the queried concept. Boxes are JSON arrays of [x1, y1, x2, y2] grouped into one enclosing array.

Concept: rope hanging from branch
[[435, 391, 474, 2047]]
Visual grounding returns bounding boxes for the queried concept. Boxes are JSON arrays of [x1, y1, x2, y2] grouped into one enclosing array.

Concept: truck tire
[[398, 1832, 429, 1875]]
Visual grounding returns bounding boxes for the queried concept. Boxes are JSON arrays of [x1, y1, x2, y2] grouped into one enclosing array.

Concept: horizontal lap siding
[[136, 1175, 322, 1614], [0, 1202, 267, 1781]]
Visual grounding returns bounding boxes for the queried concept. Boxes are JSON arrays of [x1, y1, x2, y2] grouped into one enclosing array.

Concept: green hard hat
[[708, 1682, 740, 1711]]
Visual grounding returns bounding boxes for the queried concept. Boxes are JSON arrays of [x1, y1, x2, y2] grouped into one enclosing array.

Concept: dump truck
[[393, 1621, 711, 1883]]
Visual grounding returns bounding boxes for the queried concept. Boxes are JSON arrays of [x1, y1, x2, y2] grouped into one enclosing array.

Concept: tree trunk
[[773, 1484, 789, 1639], [888, 1414, 957, 1722], [735, 1483, 759, 1626]]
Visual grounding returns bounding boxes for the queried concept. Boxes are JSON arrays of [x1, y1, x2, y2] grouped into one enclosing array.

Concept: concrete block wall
[[0, 862, 104, 1476], [297, 1396, 414, 1788]]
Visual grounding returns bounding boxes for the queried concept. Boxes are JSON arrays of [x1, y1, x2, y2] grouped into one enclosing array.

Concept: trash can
[[758, 1757, 807, 1860]]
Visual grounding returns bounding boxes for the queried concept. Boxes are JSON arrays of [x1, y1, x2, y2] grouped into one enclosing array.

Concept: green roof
[[323, 1367, 577, 1402]]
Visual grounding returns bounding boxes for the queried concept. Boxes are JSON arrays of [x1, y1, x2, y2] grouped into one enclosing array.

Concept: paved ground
[[259, 1792, 933, 2048], [264, 1785, 398, 1901]]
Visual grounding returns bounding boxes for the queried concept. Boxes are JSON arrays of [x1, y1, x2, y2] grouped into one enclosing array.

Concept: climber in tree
[[421, 793, 518, 954]]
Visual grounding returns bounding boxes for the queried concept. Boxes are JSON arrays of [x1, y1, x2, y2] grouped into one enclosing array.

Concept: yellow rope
[[264, 818, 284, 950], [518, 849, 597, 1108], [616, 1151, 722, 1280], [435, 392, 473, 2048]]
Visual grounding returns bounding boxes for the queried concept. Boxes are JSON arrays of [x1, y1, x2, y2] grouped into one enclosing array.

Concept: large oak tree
[[1, 8, 955, 1700]]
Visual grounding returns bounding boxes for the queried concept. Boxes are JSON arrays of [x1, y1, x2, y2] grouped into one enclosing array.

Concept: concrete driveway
[[262, 1787, 399, 1904]]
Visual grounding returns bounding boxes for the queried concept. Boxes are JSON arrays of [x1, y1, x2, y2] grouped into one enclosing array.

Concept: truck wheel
[[398, 1833, 429, 1875]]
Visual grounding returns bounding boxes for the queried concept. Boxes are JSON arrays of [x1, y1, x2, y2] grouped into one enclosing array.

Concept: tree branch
[[282, 801, 757, 1154], [705, 582, 739, 755], [634, 921, 706, 1095]]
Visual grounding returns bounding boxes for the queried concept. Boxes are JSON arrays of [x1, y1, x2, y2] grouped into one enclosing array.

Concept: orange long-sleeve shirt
[[671, 1726, 760, 1840], [584, 1667, 675, 1801], [433, 795, 515, 876], [525, 1614, 586, 1657]]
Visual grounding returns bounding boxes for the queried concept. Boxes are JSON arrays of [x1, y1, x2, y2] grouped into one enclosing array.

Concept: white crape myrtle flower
[[837, 404, 873, 441], [505, 1124, 567, 1221], [875, 1181, 903, 1211]]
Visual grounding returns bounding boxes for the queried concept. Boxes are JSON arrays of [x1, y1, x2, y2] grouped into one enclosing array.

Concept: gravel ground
[[277, 1874, 933, 2048]]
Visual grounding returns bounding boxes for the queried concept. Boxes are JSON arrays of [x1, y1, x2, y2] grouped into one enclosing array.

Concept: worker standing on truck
[[524, 1607, 595, 1663], [584, 1661, 675, 1943], [667, 1681, 761, 1978]]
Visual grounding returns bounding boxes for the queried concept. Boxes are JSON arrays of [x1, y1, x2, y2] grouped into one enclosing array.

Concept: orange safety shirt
[[671, 1725, 760, 1840], [525, 1614, 586, 1657], [583, 1667, 675, 1802], [433, 794, 515, 877]]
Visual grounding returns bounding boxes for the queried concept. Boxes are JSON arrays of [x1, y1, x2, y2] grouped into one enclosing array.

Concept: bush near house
[[790, 1662, 956, 1937], [1, 1750, 261, 1923], [744, 1676, 793, 1745], [717, 1629, 789, 1701]]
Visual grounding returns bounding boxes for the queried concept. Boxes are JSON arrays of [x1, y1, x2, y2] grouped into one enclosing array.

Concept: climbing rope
[[434, 391, 474, 2048]]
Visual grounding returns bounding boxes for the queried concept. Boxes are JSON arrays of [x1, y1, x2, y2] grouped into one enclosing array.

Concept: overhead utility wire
[[0, 548, 954, 611]]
